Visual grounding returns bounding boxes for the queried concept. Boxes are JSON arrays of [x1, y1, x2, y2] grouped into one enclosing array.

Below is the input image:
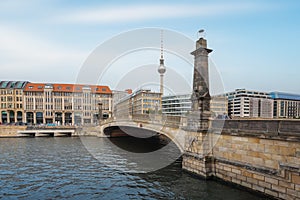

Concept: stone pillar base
[[182, 153, 214, 178]]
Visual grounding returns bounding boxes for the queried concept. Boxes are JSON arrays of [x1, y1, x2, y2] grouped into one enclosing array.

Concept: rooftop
[[23, 82, 112, 94], [0, 81, 28, 89], [270, 92, 300, 101]]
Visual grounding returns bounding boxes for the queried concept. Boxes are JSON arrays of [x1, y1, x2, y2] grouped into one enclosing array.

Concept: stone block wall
[[0, 126, 26, 137], [213, 135, 300, 200], [183, 120, 300, 200]]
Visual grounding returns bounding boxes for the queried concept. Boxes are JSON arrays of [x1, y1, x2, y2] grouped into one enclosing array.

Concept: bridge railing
[[26, 125, 76, 130], [101, 114, 300, 140]]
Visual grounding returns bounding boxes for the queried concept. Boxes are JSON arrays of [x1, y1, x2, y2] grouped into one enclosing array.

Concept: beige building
[[0, 81, 28, 124], [114, 89, 161, 118], [112, 89, 132, 117], [0, 81, 113, 125], [23, 83, 112, 125], [210, 96, 228, 118]]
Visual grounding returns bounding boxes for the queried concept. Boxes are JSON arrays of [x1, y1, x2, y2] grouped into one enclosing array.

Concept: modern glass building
[[162, 94, 228, 117], [162, 94, 192, 116]]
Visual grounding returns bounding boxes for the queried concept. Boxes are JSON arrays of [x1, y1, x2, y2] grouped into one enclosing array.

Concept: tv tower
[[158, 30, 166, 95]]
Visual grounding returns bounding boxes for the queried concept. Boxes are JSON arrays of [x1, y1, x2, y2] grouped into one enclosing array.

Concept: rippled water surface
[[0, 137, 270, 199]]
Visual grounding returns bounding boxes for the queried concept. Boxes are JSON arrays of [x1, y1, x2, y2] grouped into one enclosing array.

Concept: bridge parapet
[[183, 119, 300, 200], [211, 119, 300, 141], [103, 114, 184, 129]]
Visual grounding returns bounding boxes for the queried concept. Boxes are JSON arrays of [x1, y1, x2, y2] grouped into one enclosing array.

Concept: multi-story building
[[112, 89, 132, 117], [270, 92, 300, 119], [210, 96, 228, 118], [162, 94, 192, 116], [0, 81, 28, 123], [161, 93, 228, 117], [114, 89, 161, 118], [225, 89, 273, 119], [23, 83, 112, 125], [0, 81, 112, 125]]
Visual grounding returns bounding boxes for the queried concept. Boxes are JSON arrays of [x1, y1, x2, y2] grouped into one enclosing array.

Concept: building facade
[[161, 93, 228, 118], [225, 89, 273, 119], [114, 89, 161, 118], [0, 81, 28, 124], [210, 96, 228, 118], [23, 83, 112, 125], [0, 81, 112, 125], [270, 92, 300, 119], [112, 89, 132, 117], [162, 94, 192, 116]]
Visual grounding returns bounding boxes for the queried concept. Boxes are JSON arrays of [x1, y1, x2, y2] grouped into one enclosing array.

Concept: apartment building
[[270, 92, 300, 118]]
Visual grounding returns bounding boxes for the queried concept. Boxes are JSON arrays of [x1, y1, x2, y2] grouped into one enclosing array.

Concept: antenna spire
[[158, 29, 166, 95], [160, 30, 164, 65]]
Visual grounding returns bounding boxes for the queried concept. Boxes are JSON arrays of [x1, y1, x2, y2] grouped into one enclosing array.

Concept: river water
[[0, 137, 271, 199]]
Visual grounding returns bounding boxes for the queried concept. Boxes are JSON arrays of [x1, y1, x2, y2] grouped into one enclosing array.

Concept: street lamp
[[98, 102, 103, 124]]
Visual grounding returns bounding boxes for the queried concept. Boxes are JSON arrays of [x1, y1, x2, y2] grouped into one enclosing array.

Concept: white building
[[162, 94, 192, 116], [162, 94, 228, 117], [225, 89, 273, 119]]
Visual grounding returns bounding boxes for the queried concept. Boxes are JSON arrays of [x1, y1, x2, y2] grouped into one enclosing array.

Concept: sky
[[0, 0, 300, 94]]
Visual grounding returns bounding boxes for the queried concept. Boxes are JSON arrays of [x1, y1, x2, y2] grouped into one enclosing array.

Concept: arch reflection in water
[[80, 132, 182, 173]]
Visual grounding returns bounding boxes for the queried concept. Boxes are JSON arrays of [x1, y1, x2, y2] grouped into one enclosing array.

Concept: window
[[29, 86, 33, 89], [102, 88, 106, 92], [38, 86, 43, 89]]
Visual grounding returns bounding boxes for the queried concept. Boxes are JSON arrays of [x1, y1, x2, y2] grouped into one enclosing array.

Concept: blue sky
[[0, 0, 299, 94]]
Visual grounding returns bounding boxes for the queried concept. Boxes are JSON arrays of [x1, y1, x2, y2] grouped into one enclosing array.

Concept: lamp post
[[98, 102, 103, 124]]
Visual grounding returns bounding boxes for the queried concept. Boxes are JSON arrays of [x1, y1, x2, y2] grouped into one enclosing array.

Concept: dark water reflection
[[0, 137, 270, 199]]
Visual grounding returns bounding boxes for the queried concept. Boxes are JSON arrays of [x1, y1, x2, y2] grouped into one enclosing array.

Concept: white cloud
[[0, 25, 87, 82], [0, 25, 85, 64], [57, 3, 267, 24]]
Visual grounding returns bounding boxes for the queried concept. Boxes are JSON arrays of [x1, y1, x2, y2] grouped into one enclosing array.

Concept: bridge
[[100, 114, 189, 152], [95, 33, 300, 199], [17, 126, 75, 137], [99, 114, 300, 200]]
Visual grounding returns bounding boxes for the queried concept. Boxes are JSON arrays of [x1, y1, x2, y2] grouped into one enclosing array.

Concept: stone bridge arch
[[101, 120, 186, 153]]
